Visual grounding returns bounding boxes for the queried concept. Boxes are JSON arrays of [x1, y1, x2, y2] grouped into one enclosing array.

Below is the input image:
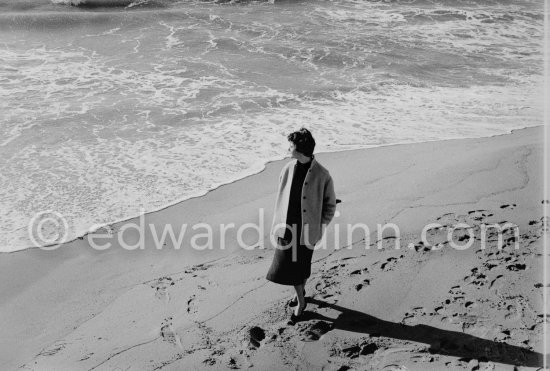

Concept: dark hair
[[288, 128, 315, 157]]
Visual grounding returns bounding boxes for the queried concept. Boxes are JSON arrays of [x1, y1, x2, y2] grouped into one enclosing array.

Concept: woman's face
[[288, 142, 299, 159]]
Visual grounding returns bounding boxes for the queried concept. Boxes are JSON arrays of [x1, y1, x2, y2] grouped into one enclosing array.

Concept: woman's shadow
[[298, 298, 543, 367]]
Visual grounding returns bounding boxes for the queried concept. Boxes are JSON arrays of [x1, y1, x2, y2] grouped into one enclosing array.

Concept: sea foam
[[0, 0, 543, 252]]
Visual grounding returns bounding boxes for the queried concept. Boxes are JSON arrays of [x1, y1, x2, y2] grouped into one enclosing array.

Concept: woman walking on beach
[[266, 128, 337, 321]]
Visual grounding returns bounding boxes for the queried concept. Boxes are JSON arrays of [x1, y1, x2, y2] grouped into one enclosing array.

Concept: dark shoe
[[287, 313, 301, 325], [287, 303, 307, 325], [288, 289, 306, 307]]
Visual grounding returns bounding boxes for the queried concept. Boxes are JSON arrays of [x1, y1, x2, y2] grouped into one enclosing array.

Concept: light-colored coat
[[271, 157, 336, 247]]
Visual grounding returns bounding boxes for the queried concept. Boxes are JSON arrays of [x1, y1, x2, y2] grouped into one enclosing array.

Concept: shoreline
[[7, 124, 543, 255], [0, 125, 545, 370]]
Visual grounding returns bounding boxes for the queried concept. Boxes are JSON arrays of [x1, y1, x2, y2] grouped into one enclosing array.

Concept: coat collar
[[293, 155, 316, 169], [289, 156, 316, 181]]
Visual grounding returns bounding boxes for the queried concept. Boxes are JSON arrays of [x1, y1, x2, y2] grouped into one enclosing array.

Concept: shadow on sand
[[298, 298, 543, 368]]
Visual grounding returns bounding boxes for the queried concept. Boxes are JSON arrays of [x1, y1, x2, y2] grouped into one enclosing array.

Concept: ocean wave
[[52, 0, 142, 7], [50, 0, 273, 8], [1, 78, 542, 252], [0, 12, 117, 30], [0, 0, 51, 11]]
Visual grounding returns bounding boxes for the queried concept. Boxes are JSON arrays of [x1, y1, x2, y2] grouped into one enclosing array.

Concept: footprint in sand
[[247, 326, 266, 349], [424, 224, 450, 246], [463, 267, 487, 287], [526, 217, 548, 235], [340, 256, 358, 262], [436, 213, 458, 224], [187, 294, 197, 314], [401, 307, 427, 324], [464, 301, 477, 309], [380, 256, 402, 271], [315, 272, 338, 293], [483, 260, 500, 271], [160, 318, 182, 348], [349, 268, 370, 291], [504, 304, 521, 321], [315, 265, 344, 301], [376, 235, 400, 250], [350, 268, 367, 276], [450, 227, 475, 245], [315, 280, 329, 292], [151, 277, 174, 303], [321, 293, 339, 304], [500, 204, 516, 210], [434, 306, 445, 315], [223, 352, 250, 369], [408, 240, 433, 252], [483, 222, 516, 246], [506, 263, 526, 271], [341, 342, 378, 358], [355, 279, 370, 292], [380, 258, 395, 271], [467, 209, 494, 222], [327, 263, 347, 273], [78, 352, 94, 361], [38, 342, 66, 357], [184, 263, 210, 274], [448, 285, 463, 294], [489, 274, 504, 290], [301, 320, 332, 341]]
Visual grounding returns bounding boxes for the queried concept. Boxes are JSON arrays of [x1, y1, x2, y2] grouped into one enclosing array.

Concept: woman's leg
[[290, 278, 307, 306], [293, 283, 306, 316]]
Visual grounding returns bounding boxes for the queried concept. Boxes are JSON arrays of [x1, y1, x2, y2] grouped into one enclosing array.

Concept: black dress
[[266, 160, 314, 286]]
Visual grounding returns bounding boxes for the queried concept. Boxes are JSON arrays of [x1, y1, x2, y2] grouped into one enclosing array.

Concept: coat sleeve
[[271, 165, 289, 237], [321, 175, 336, 225]]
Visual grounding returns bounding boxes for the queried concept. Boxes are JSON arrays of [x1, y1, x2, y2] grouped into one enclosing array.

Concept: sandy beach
[[1, 126, 546, 370]]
